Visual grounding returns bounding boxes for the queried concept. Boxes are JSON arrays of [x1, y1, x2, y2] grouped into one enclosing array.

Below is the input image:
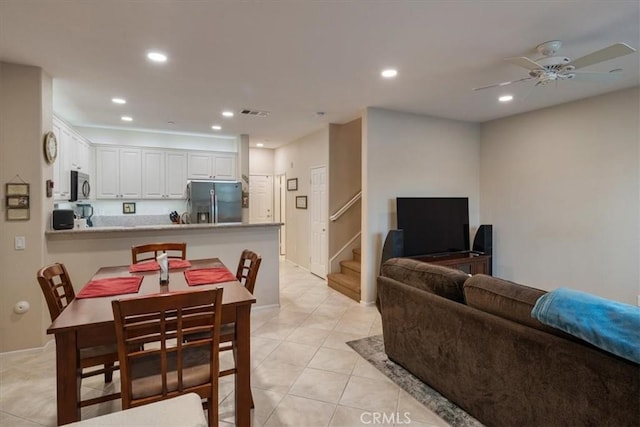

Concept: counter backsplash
[[92, 214, 172, 228]]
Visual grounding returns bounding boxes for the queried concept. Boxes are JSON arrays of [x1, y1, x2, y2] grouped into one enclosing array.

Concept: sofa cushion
[[380, 258, 468, 302], [463, 274, 556, 332]]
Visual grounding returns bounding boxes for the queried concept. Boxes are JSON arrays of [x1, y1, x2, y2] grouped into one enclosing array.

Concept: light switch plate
[[15, 236, 25, 250]]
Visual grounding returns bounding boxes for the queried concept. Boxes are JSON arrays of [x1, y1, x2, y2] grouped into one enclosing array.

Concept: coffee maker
[[76, 203, 94, 227]]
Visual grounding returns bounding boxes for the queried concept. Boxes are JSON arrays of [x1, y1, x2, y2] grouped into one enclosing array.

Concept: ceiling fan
[[474, 40, 637, 91]]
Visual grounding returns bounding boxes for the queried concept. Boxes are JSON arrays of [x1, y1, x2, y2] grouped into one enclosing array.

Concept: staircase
[[327, 248, 361, 302]]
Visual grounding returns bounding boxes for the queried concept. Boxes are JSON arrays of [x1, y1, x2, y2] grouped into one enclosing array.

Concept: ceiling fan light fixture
[[498, 95, 514, 102]]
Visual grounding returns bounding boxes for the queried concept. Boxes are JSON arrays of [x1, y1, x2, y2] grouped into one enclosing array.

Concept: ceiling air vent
[[240, 108, 270, 117]]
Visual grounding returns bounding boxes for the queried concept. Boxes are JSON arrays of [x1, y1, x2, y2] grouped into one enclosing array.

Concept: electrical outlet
[[15, 236, 25, 250]]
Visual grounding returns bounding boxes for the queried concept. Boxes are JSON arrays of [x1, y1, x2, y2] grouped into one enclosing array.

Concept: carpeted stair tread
[[327, 272, 360, 302], [340, 260, 361, 276]]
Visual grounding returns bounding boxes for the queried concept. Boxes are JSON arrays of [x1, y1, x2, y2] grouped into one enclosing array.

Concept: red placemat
[[77, 276, 143, 299], [129, 261, 159, 273], [170, 259, 192, 269], [129, 259, 192, 273], [184, 267, 236, 286]]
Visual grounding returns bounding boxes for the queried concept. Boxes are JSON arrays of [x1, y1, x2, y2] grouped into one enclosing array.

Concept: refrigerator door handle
[[214, 189, 218, 222]]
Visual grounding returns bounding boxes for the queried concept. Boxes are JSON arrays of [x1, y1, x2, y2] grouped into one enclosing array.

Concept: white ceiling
[[1, 1, 638, 149]]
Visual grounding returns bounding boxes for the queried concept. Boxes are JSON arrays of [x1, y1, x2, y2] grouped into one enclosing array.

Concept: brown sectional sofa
[[377, 258, 639, 427]]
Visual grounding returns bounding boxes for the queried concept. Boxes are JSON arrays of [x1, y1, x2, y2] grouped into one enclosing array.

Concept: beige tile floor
[[0, 260, 450, 427]]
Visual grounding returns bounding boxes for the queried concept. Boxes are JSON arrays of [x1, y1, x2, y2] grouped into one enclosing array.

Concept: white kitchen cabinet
[[52, 117, 95, 200], [96, 146, 142, 199], [52, 121, 70, 200], [187, 152, 236, 180], [76, 137, 93, 176], [165, 151, 188, 198], [142, 149, 187, 199]]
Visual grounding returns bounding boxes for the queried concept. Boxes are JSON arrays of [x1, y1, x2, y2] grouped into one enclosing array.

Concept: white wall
[[480, 88, 639, 304], [274, 128, 329, 268], [362, 107, 480, 304], [250, 148, 275, 175], [0, 62, 53, 351]]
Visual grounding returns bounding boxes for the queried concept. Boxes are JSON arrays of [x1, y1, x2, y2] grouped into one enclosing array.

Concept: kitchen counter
[[45, 222, 282, 307], [45, 222, 281, 236]]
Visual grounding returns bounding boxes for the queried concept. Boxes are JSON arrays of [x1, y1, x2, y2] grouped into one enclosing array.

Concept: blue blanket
[[531, 287, 640, 364]]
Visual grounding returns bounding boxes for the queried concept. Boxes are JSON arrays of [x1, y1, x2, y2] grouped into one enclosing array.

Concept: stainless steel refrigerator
[[187, 180, 243, 224]]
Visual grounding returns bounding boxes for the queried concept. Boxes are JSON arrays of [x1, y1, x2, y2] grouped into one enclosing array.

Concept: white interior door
[[249, 175, 273, 223], [309, 165, 327, 278], [276, 174, 286, 255]]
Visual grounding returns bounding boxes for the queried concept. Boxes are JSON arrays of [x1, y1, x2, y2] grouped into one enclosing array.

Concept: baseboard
[[0, 339, 54, 357]]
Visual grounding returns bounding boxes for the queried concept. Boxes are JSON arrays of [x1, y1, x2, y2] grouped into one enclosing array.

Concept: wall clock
[[43, 131, 58, 164]]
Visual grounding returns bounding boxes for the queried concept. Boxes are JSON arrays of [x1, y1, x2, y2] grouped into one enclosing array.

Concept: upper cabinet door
[[212, 154, 236, 180], [187, 152, 213, 179], [96, 146, 120, 199], [119, 148, 142, 199], [165, 151, 187, 198], [142, 149, 165, 199]]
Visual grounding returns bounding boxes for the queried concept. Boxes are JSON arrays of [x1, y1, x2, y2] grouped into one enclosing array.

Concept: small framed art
[[122, 202, 136, 214], [287, 178, 298, 191], [295, 196, 307, 209]]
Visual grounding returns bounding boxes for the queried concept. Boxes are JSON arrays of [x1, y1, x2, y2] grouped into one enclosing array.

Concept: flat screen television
[[396, 197, 470, 257]]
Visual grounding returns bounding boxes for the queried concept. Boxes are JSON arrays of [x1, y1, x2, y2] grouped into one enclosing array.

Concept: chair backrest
[[131, 242, 187, 264], [37, 263, 76, 321], [112, 289, 223, 411], [236, 249, 261, 294]]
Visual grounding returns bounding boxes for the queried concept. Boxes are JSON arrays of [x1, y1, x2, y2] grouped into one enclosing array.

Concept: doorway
[[249, 175, 273, 223], [309, 165, 327, 278], [275, 174, 286, 255]]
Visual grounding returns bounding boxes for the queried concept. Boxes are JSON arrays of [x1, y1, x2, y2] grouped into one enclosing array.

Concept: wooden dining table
[[46, 258, 256, 426]]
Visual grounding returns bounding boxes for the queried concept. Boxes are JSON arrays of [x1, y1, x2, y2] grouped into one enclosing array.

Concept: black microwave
[[70, 170, 90, 201]]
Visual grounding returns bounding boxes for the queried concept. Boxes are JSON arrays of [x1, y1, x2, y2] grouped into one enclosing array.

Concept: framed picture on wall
[[287, 178, 298, 191], [295, 196, 307, 209]]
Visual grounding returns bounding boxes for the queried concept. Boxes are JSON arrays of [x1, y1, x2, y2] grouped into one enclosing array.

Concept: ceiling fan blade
[[505, 56, 545, 71], [571, 70, 624, 82], [566, 43, 636, 70], [473, 77, 533, 91]]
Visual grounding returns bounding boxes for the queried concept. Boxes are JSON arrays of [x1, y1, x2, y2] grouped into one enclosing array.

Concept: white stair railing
[[329, 191, 361, 222]]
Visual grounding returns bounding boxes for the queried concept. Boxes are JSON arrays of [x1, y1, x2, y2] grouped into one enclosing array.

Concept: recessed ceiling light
[[147, 51, 168, 63], [211, 125, 222, 130], [256, 143, 264, 147], [381, 68, 398, 78], [121, 116, 133, 122], [498, 95, 514, 102], [222, 111, 234, 118], [112, 98, 126, 104]]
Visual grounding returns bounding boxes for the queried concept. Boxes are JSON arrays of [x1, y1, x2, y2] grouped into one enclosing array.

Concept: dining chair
[[37, 263, 120, 407], [219, 250, 261, 406], [183, 249, 261, 408], [131, 242, 187, 264], [112, 288, 223, 427]]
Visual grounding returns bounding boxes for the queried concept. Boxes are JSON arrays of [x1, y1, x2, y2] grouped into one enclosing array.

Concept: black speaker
[[473, 224, 493, 256], [380, 229, 404, 272]]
